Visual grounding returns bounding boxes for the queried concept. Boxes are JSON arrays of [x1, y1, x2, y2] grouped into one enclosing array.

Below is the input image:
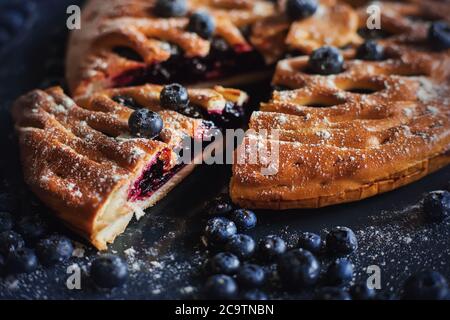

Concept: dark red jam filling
[[112, 37, 266, 87], [128, 159, 185, 202]]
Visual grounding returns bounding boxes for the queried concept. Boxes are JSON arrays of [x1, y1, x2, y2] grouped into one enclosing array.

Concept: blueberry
[[6, 248, 38, 274], [91, 255, 129, 289], [326, 258, 354, 285], [188, 11, 215, 39], [204, 197, 233, 217], [112, 95, 143, 110], [236, 264, 266, 288], [0, 211, 13, 232], [297, 232, 322, 254], [0, 230, 25, 255], [286, 0, 318, 21], [402, 271, 448, 300], [314, 287, 352, 300], [356, 40, 384, 61], [242, 289, 268, 300], [277, 249, 321, 288], [428, 21, 450, 50], [258, 235, 286, 261], [225, 234, 256, 259], [36, 235, 74, 266], [208, 252, 240, 275], [128, 109, 163, 139], [308, 46, 344, 75], [154, 0, 187, 18], [204, 217, 237, 247], [423, 190, 450, 222], [350, 283, 376, 300], [16, 214, 49, 242], [160, 83, 189, 111], [204, 274, 238, 299], [229, 209, 257, 231], [326, 226, 358, 256]]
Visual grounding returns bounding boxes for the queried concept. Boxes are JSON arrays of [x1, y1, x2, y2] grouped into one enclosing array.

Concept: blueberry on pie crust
[[12, 85, 247, 249]]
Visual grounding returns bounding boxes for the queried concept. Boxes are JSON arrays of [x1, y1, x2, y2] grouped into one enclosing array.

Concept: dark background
[[0, 0, 449, 300]]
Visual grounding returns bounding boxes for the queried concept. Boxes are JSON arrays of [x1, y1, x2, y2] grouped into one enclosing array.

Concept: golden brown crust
[[231, 25, 450, 209], [13, 85, 247, 249], [66, 0, 364, 96], [66, 0, 275, 96]]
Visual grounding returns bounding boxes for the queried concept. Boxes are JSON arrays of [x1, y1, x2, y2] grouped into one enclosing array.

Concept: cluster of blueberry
[[0, 194, 74, 276], [200, 195, 364, 300], [0, 187, 130, 289], [200, 187, 450, 300]]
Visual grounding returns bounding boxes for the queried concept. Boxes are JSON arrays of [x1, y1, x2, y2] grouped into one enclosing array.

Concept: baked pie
[[230, 6, 450, 209], [12, 84, 248, 249], [66, 0, 362, 96]]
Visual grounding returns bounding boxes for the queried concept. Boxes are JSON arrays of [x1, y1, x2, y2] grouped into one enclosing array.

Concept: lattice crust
[[251, 0, 361, 64], [230, 41, 450, 209], [13, 85, 247, 249], [66, 0, 275, 96], [67, 0, 366, 96]]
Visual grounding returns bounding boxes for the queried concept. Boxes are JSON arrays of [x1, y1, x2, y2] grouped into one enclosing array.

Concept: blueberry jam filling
[[112, 37, 265, 87], [128, 157, 185, 202]]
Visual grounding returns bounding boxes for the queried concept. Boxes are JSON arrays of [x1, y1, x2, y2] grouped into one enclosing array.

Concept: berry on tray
[[208, 252, 240, 275], [326, 258, 354, 286], [325, 226, 358, 256], [258, 235, 287, 262], [204, 274, 238, 299], [422, 190, 450, 222], [90, 255, 129, 289], [0, 230, 25, 256], [401, 270, 449, 300], [225, 234, 256, 259], [16, 214, 49, 242], [36, 235, 74, 266], [297, 232, 322, 254], [229, 209, 257, 231], [236, 264, 266, 288], [277, 249, 321, 288], [6, 248, 38, 274], [350, 283, 376, 300], [204, 217, 237, 247]]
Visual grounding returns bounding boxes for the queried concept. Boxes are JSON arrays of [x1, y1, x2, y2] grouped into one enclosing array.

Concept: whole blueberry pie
[[12, 84, 247, 249]]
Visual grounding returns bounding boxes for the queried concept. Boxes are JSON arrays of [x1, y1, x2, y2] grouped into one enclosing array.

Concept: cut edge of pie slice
[[230, 39, 450, 210], [12, 85, 248, 250]]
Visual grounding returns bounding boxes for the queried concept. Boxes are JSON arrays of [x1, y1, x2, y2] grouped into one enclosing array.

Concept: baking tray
[[0, 0, 449, 300]]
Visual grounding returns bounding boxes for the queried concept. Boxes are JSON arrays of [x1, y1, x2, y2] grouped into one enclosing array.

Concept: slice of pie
[[12, 84, 248, 249], [66, 0, 362, 97], [230, 29, 450, 209]]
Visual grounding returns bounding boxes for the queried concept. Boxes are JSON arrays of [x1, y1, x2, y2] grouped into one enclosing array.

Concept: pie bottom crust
[[230, 152, 450, 210]]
